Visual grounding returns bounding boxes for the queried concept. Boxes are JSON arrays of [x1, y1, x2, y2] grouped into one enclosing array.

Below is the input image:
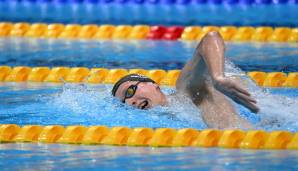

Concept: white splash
[[225, 60, 298, 131], [46, 62, 298, 131], [47, 83, 206, 129]]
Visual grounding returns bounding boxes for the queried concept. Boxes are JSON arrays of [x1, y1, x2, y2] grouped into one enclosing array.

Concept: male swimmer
[[111, 31, 260, 129]]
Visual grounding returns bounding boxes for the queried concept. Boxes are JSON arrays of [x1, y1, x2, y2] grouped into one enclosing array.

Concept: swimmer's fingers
[[228, 80, 257, 104], [215, 77, 250, 96], [234, 90, 257, 105], [240, 99, 259, 113], [233, 83, 251, 96], [232, 90, 260, 113], [233, 97, 259, 113], [233, 87, 257, 104], [214, 77, 259, 112]]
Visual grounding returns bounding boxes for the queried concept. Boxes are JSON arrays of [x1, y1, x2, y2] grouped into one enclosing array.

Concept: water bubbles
[[225, 60, 298, 131], [39, 60, 298, 131], [46, 83, 206, 129]]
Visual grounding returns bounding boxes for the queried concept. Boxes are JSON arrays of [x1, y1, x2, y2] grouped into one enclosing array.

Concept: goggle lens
[[122, 82, 141, 103], [125, 86, 136, 98]]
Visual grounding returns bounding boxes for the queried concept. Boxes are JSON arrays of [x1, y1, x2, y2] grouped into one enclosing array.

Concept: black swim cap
[[112, 74, 156, 96]]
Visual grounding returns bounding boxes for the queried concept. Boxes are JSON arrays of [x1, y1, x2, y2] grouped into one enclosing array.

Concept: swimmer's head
[[112, 74, 167, 109]]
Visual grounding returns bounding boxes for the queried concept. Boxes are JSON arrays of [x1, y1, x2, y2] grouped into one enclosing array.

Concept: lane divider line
[[0, 124, 297, 149], [0, 66, 297, 87], [0, 22, 297, 42]]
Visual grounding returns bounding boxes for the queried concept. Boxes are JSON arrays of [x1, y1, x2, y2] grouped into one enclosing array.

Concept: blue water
[[0, 144, 298, 171], [0, 2, 298, 26], [0, 82, 207, 129], [0, 38, 298, 131], [1, 39, 298, 170], [0, 80, 298, 131], [1, 38, 298, 72]]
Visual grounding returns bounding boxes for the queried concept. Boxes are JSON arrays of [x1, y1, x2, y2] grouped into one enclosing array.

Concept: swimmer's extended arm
[[176, 31, 259, 128]]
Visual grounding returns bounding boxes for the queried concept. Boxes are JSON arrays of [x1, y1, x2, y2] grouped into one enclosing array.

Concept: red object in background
[[163, 26, 184, 40], [146, 26, 167, 40]]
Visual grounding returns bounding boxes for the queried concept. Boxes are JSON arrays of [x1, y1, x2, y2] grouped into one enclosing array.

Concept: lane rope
[[0, 22, 297, 42], [0, 66, 297, 87], [0, 124, 297, 149]]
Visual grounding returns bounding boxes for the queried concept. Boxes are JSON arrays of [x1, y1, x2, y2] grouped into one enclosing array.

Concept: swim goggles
[[112, 74, 156, 97], [122, 82, 141, 103]]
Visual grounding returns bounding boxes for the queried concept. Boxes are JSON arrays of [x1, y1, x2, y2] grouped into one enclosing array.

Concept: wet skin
[[115, 31, 259, 129], [115, 81, 167, 110]]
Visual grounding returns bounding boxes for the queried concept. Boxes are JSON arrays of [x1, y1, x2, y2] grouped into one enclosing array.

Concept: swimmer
[[112, 31, 260, 129]]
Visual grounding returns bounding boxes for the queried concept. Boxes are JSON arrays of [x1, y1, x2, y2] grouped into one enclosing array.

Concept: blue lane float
[[0, 0, 297, 26], [4, 0, 297, 4]]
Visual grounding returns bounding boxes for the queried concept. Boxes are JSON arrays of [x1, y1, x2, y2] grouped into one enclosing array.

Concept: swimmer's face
[[115, 81, 167, 109]]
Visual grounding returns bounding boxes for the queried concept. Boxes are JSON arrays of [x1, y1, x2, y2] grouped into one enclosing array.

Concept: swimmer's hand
[[214, 77, 260, 113]]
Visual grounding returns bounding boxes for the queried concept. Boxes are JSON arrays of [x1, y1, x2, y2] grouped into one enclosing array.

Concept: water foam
[[46, 83, 206, 129], [225, 60, 298, 131], [45, 62, 298, 131]]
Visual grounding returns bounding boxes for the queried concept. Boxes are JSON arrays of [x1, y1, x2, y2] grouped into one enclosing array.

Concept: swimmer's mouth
[[139, 100, 149, 109]]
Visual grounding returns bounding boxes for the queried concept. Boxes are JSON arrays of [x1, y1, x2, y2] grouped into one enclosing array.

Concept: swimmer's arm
[[176, 31, 224, 102], [176, 31, 259, 113], [176, 31, 257, 129]]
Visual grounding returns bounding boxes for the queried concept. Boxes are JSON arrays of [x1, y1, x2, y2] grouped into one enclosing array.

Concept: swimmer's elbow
[[206, 31, 221, 37], [202, 31, 223, 43], [199, 31, 225, 52]]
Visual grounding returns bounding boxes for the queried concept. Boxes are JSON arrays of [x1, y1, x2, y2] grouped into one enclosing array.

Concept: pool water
[[1, 38, 298, 72], [0, 39, 298, 131], [0, 144, 298, 171], [1, 2, 298, 26], [1, 38, 298, 170], [0, 81, 298, 131]]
